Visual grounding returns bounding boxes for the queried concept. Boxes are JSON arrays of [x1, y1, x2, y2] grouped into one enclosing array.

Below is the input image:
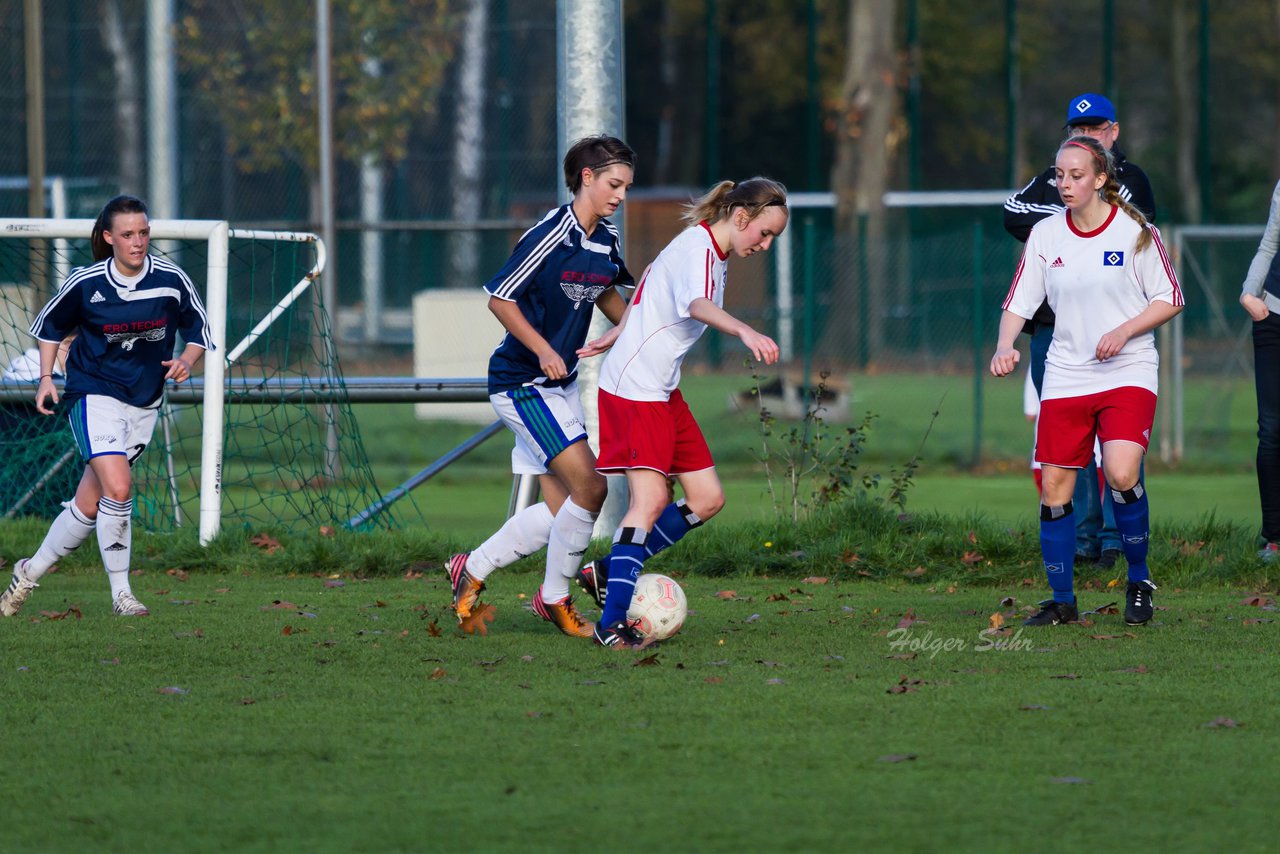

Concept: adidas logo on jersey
[[1050, 257, 1064, 268], [90, 291, 106, 303]]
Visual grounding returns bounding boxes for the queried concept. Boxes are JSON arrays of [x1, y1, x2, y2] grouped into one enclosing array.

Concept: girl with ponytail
[[990, 135, 1184, 629]]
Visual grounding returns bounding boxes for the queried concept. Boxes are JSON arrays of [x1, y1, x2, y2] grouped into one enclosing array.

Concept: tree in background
[[829, 0, 900, 364], [177, 0, 462, 222]]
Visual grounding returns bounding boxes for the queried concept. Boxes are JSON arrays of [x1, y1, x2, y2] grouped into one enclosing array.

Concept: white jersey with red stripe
[[1003, 206, 1183, 401], [600, 222, 728, 401]]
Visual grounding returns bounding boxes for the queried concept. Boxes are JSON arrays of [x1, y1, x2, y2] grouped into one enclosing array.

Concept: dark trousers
[[1029, 323, 1120, 556], [1253, 314, 1280, 541]]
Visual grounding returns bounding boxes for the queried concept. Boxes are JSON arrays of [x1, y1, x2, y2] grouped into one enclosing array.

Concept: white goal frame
[[0, 218, 325, 544]]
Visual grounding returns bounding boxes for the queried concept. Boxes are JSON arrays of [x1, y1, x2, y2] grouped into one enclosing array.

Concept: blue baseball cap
[[1065, 93, 1117, 127]]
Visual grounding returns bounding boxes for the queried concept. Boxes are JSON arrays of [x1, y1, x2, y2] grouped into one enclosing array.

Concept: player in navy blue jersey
[[445, 136, 634, 638], [0, 196, 213, 618]]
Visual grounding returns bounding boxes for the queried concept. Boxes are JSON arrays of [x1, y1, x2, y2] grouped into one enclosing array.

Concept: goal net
[[0, 219, 392, 541]]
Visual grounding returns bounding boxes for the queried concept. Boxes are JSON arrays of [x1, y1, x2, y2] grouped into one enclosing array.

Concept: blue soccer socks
[[1110, 482, 1151, 583], [598, 527, 648, 627], [1040, 502, 1076, 604]]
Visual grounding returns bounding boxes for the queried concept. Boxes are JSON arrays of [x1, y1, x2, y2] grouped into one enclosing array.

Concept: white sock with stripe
[[26, 502, 97, 581], [97, 497, 134, 598]]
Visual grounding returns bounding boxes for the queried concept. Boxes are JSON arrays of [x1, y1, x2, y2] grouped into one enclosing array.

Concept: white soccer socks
[[468, 502, 555, 581], [96, 497, 134, 598], [26, 501, 97, 581], [542, 498, 598, 602]]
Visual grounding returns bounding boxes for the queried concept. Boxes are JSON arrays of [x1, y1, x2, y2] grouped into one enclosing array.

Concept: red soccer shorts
[[597, 388, 714, 475], [1035, 386, 1157, 469]]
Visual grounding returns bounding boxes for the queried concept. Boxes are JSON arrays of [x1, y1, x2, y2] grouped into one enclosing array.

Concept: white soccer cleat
[[0, 559, 38, 617], [112, 590, 150, 617]]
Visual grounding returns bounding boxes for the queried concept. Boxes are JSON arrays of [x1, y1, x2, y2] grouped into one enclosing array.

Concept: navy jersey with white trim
[[29, 255, 214, 408], [485, 204, 632, 394]]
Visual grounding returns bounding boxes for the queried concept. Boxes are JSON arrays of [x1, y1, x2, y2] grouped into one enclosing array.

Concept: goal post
[[0, 217, 391, 543]]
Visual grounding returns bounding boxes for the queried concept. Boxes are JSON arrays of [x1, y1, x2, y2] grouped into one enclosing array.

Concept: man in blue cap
[[1003, 92, 1157, 571]]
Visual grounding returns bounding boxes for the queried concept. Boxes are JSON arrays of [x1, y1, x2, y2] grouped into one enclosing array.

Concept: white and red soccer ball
[[627, 573, 687, 641]]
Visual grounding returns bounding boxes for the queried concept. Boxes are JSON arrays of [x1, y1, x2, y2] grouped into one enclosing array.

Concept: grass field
[[364, 370, 1264, 542], [2, 368, 1274, 852], [2, 569, 1276, 851]]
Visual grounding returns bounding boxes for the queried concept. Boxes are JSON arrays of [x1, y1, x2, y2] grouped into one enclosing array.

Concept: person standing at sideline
[[0, 195, 212, 617], [991, 136, 1183, 627], [445, 136, 635, 638], [1239, 179, 1280, 560], [1003, 93, 1157, 571], [575, 177, 787, 648]]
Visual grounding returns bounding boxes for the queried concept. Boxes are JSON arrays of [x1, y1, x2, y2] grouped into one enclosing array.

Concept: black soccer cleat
[[592, 619, 645, 649], [1023, 598, 1079, 626], [1124, 580, 1157, 626], [576, 559, 608, 610]]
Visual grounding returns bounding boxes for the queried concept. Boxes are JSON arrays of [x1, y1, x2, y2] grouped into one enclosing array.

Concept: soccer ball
[[627, 573, 687, 641]]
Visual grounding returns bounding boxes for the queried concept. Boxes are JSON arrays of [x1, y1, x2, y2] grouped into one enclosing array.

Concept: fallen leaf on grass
[[704, 676, 724, 684], [1021, 704, 1052, 711], [262, 600, 299, 611], [801, 576, 828, 585], [214, 587, 230, 594], [896, 609, 922, 629], [1242, 595, 1275, 608], [878, 753, 917, 763], [1204, 717, 1242, 729], [319, 525, 336, 538], [40, 607, 82, 621], [1242, 618, 1274, 625], [165, 568, 189, 582], [425, 620, 442, 637], [885, 653, 917, 660], [282, 625, 294, 636], [324, 580, 345, 588], [1051, 673, 1080, 680], [250, 533, 282, 554], [765, 593, 790, 602], [633, 654, 661, 667], [961, 550, 983, 566], [1089, 634, 1124, 640], [766, 678, 785, 685], [887, 677, 925, 694], [988, 612, 1005, 631], [903, 566, 927, 578], [240, 697, 256, 705], [428, 668, 448, 680], [458, 602, 496, 636], [715, 590, 737, 599]]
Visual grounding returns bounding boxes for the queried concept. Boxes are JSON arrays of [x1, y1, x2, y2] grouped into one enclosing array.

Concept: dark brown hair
[[90, 195, 149, 262], [562, 136, 636, 195]]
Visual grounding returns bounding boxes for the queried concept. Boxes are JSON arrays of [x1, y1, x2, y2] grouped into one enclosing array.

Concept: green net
[[0, 224, 393, 534]]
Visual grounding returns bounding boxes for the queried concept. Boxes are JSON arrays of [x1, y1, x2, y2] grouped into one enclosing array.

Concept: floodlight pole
[[545, 0, 628, 536], [24, 0, 47, 293], [316, 0, 340, 480]]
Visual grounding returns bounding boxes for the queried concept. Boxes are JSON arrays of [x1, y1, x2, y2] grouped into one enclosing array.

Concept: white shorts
[[490, 382, 588, 475], [67, 394, 158, 464]]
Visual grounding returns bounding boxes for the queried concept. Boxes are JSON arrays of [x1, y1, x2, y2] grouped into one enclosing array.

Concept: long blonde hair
[[682, 177, 788, 226], [1059, 135, 1152, 253]]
